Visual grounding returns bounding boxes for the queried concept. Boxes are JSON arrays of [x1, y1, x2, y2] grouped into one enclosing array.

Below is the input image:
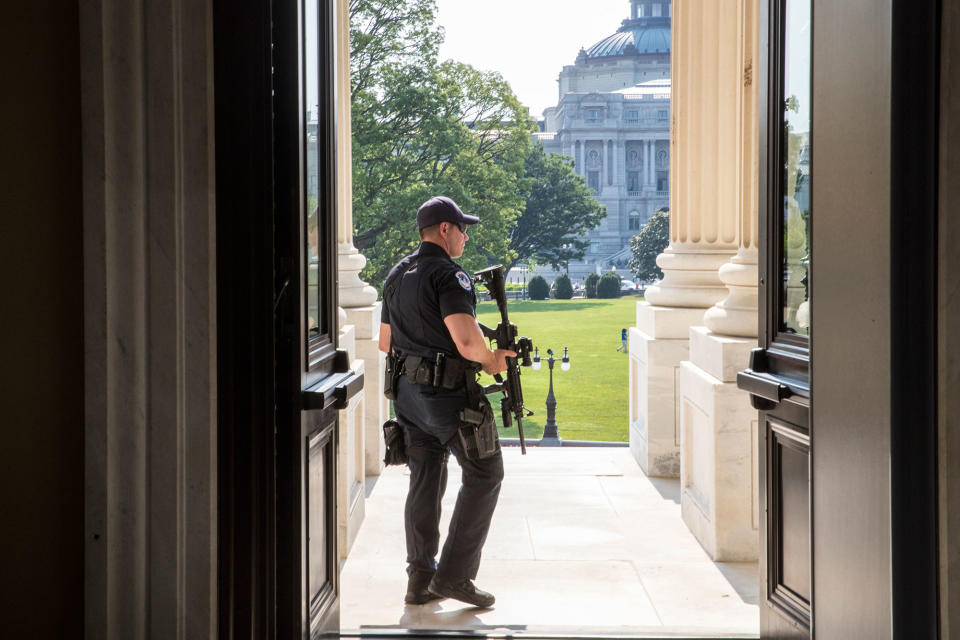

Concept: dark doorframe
[[890, 0, 941, 634], [213, 0, 277, 636]]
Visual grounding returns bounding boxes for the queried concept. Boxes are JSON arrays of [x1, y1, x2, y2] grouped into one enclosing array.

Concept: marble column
[[605, 139, 612, 186], [333, 0, 385, 492], [628, 0, 738, 480], [81, 0, 217, 635], [644, 140, 652, 187], [676, 0, 760, 562]]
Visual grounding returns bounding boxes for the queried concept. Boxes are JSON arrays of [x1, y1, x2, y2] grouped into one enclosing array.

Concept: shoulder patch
[[455, 270, 473, 292]]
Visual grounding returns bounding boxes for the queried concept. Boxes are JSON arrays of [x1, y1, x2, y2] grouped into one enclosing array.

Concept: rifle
[[473, 265, 534, 454]]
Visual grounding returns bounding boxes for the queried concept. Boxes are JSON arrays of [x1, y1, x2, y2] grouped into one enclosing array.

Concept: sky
[[435, 0, 632, 119]]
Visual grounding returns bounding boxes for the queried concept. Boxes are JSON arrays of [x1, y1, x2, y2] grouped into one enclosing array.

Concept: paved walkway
[[340, 447, 759, 637]]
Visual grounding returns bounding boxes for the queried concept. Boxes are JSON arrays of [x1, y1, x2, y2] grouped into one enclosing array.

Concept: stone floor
[[340, 447, 759, 638]]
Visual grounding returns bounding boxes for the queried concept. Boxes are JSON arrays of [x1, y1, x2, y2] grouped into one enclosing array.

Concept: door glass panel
[[305, 0, 323, 340], [781, 0, 811, 336]]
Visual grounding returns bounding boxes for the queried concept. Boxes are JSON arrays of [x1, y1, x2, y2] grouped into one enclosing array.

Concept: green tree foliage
[[507, 144, 606, 272], [597, 272, 622, 299], [528, 275, 549, 300], [584, 272, 600, 299], [350, 0, 534, 287], [628, 208, 670, 281], [551, 273, 573, 300]]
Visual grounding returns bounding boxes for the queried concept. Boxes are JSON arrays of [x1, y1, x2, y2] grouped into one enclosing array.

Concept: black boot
[[427, 576, 495, 608], [405, 571, 442, 605]]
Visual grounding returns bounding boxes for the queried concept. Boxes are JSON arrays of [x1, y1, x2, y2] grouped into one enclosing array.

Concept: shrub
[[552, 274, 574, 299], [629, 208, 670, 281], [528, 275, 550, 300], [584, 273, 601, 299], [597, 272, 622, 298]]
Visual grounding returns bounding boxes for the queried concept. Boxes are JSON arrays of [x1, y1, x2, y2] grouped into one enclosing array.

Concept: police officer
[[378, 196, 515, 608]]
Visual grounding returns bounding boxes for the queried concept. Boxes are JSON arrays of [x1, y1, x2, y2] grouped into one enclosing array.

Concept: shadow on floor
[[365, 474, 382, 499], [715, 563, 760, 606], [649, 476, 681, 504]]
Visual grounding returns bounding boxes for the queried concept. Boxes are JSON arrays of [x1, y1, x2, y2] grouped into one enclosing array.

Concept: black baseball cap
[[416, 196, 479, 230]]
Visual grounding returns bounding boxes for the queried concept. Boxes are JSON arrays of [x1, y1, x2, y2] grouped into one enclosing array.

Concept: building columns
[[81, 0, 217, 634], [333, 0, 387, 489], [676, 0, 760, 562], [628, 0, 738, 479]]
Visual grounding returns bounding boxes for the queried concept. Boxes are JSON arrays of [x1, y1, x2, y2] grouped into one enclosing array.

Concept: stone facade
[[536, 0, 672, 281]]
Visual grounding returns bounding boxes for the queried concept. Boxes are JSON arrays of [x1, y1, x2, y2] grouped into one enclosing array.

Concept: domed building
[[536, 0, 671, 281]]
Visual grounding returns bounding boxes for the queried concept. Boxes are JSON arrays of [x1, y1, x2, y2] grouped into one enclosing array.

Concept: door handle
[[737, 348, 792, 410], [302, 348, 366, 411], [333, 369, 364, 409]]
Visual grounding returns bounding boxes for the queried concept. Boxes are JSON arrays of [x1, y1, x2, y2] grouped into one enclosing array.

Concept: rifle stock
[[474, 266, 534, 454]]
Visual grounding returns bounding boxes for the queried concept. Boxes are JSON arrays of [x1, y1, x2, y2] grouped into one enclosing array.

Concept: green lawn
[[475, 296, 639, 443]]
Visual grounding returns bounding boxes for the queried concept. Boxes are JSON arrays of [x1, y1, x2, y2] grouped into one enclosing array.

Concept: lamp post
[[532, 347, 570, 446]]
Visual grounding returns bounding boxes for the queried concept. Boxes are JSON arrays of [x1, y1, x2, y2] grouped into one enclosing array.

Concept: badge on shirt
[[456, 270, 473, 292]]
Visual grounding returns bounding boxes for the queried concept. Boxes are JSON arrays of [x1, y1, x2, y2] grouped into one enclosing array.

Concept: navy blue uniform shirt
[[381, 241, 477, 360]]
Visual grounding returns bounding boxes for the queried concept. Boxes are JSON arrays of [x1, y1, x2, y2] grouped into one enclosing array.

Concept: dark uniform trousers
[[395, 376, 504, 582]]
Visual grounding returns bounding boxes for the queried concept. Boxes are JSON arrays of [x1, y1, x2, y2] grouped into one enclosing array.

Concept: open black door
[[742, 0, 942, 637], [739, 0, 812, 636], [275, 0, 363, 635], [216, 0, 361, 637]]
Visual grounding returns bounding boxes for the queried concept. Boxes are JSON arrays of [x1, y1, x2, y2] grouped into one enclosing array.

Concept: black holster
[[457, 398, 499, 460], [383, 352, 402, 400], [382, 419, 407, 466]]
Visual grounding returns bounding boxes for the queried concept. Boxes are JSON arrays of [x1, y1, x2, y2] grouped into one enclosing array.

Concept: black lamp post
[[532, 346, 570, 446]]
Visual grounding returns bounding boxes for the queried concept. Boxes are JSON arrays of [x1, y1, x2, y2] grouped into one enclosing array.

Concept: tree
[[597, 272, 621, 298], [350, 0, 534, 287], [507, 144, 606, 273], [629, 208, 670, 281], [552, 273, 573, 299], [584, 272, 600, 299], [528, 275, 549, 300]]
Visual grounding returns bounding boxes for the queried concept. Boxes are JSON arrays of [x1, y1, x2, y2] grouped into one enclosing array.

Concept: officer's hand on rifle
[[483, 348, 516, 376]]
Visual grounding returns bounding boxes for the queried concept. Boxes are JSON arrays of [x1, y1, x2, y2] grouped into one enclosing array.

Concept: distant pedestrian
[[617, 328, 628, 352]]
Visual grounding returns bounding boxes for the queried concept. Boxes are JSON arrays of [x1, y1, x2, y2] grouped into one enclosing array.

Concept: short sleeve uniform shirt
[[381, 241, 477, 359]]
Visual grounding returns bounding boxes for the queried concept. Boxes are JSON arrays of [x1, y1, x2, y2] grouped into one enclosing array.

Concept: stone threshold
[[500, 438, 629, 448], [342, 629, 758, 639]]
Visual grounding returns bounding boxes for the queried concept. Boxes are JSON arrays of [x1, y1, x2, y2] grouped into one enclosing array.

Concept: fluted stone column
[[333, 0, 385, 507], [676, 0, 760, 562], [628, 0, 738, 478]]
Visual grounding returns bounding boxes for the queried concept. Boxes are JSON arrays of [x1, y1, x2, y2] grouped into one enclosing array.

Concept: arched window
[[629, 210, 643, 231], [656, 149, 668, 169]]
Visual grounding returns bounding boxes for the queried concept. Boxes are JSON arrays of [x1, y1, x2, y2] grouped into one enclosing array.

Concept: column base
[[678, 327, 758, 561], [343, 303, 387, 476], [338, 355, 367, 560], [628, 303, 709, 477]]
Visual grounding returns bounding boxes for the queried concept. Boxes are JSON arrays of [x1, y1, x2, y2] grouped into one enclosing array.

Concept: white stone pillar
[[644, 140, 652, 187], [676, 0, 760, 562], [604, 139, 610, 187], [628, 0, 738, 479], [334, 0, 385, 486]]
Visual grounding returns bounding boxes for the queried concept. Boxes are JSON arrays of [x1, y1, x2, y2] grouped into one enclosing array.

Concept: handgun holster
[[383, 353, 402, 400], [382, 419, 407, 466], [457, 399, 499, 460]]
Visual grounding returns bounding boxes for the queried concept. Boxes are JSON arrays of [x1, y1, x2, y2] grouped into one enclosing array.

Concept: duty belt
[[402, 353, 475, 390]]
